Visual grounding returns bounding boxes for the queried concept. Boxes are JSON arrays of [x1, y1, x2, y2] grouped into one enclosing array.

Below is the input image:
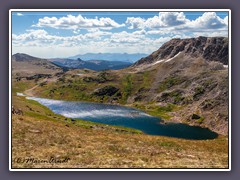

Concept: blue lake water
[[26, 97, 218, 140]]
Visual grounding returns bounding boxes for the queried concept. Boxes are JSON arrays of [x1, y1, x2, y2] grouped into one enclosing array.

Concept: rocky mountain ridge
[[134, 36, 228, 66]]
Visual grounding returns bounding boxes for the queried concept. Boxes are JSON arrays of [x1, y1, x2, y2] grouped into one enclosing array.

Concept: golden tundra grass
[[11, 95, 228, 169]]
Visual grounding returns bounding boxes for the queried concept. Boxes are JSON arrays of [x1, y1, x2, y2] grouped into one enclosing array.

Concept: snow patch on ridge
[[152, 59, 165, 65], [152, 52, 181, 65], [165, 52, 181, 62]]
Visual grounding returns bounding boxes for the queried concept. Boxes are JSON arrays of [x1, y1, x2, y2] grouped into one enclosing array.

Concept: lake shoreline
[[22, 93, 219, 140]]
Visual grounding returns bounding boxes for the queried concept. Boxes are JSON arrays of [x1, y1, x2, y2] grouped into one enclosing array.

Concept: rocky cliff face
[[134, 36, 228, 66]]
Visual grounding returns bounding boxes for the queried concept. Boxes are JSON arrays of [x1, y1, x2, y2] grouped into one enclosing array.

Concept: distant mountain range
[[69, 53, 148, 63], [49, 58, 132, 71], [12, 53, 132, 73]]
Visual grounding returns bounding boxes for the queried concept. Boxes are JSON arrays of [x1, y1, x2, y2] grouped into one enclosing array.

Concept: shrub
[[193, 86, 205, 100], [159, 76, 186, 92], [93, 85, 119, 96]]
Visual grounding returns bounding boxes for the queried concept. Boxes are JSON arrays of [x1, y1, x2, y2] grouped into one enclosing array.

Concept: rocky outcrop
[[12, 106, 23, 115], [26, 74, 52, 80], [93, 85, 119, 96], [134, 36, 228, 66]]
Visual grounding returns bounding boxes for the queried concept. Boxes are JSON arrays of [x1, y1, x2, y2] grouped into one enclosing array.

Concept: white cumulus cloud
[[126, 12, 189, 29], [189, 12, 227, 29], [33, 14, 125, 30], [158, 12, 189, 26], [126, 17, 146, 29], [223, 16, 228, 25], [126, 12, 228, 34], [12, 12, 229, 58]]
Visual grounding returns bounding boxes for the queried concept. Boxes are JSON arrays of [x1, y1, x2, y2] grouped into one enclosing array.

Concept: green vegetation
[[36, 79, 96, 101], [191, 113, 205, 124], [193, 86, 205, 100], [83, 71, 116, 83], [159, 141, 177, 148], [142, 71, 154, 88], [121, 74, 133, 103], [158, 76, 186, 92], [159, 89, 185, 105], [202, 78, 217, 91], [200, 99, 219, 110], [196, 116, 205, 124], [158, 141, 183, 152], [133, 103, 180, 120], [157, 104, 174, 112], [93, 85, 119, 96], [12, 80, 36, 93]]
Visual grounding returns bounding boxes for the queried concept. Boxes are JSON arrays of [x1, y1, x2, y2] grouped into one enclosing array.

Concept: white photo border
[[9, 9, 231, 171]]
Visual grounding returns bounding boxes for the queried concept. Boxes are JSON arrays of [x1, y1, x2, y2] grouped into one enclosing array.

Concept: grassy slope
[[31, 69, 177, 121], [12, 80, 228, 168]]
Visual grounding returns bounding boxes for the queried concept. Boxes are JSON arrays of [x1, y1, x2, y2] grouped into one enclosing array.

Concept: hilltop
[[12, 53, 62, 77]]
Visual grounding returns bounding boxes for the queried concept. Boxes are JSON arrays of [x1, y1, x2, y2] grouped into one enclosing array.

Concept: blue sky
[[11, 11, 229, 58]]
